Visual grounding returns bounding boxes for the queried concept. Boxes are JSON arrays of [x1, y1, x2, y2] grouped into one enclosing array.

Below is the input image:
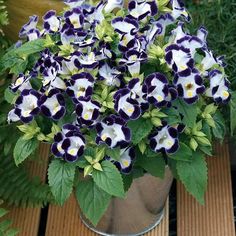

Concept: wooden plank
[[177, 143, 235, 236], [6, 143, 49, 236], [46, 195, 169, 236]]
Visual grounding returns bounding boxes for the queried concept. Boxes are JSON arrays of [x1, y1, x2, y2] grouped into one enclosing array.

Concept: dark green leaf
[[0, 39, 52, 74], [76, 178, 111, 226], [136, 153, 166, 178], [128, 118, 153, 145], [168, 142, 193, 162], [176, 152, 207, 204], [212, 111, 225, 140], [48, 159, 76, 205], [161, 107, 181, 125], [105, 147, 120, 161], [122, 173, 133, 192], [173, 99, 198, 127], [92, 161, 125, 197], [13, 137, 38, 166]]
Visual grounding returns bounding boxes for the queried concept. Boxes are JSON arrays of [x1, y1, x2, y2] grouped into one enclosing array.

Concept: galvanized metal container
[[81, 168, 173, 236]]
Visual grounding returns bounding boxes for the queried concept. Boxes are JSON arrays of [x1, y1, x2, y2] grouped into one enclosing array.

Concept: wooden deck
[[4, 143, 235, 236]]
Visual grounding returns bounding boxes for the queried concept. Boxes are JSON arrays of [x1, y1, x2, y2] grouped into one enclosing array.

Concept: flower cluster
[[7, 0, 230, 175]]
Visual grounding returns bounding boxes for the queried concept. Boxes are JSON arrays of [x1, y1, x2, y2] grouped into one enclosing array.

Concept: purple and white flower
[[149, 124, 179, 154], [206, 70, 230, 104], [119, 49, 147, 76], [149, 14, 174, 38], [77, 52, 99, 69], [98, 63, 121, 87], [57, 53, 80, 76], [64, 0, 85, 8], [64, 8, 84, 29], [111, 17, 139, 35], [201, 48, 225, 72], [51, 124, 85, 162], [27, 29, 41, 41], [76, 97, 100, 126], [165, 44, 193, 75], [8, 89, 40, 123], [66, 72, 94, 102], [174, 70, 205, 104], [39, 89, 66, 120], [19, 15, 39, 39], [96, 115, 131, 148], [142, 73, 169, 107], [104, 0, 123, 13], [128, 78, 148, 110], [107, 147, 135, 174], [10, 74, 32, 93], [43, 10, 61, 33], [114, 88, 141, 120], [128, 0, 158, 21], [170, 0, 191, 22]]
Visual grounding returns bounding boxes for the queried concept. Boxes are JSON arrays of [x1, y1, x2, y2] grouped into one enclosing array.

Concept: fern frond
[[0, 201, 19, 236], [0, 154, 54, 207]]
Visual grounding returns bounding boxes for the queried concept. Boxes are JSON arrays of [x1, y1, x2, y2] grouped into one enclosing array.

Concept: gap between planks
[[45, 195, 169, 236], [177, 142, 235, 236], [5, 143, 50, 236]]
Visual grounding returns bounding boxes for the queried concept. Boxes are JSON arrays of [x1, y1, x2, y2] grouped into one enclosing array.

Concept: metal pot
[[81, 168, 173, 236]]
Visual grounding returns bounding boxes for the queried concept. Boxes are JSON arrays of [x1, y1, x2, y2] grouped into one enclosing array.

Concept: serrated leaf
[[76, 178, 111, 226], [173, 99, 198, 127], [92, 161, 125, 197], [136, 152, 165, 178], [128, 118, 153, 145], [13, 137, 38, 166], [176, 152, 207, 204], [48, 159, 76, 205], [0, 39, 50, 74], [122, 174, 133, 192], [168, 142, 192, 162]]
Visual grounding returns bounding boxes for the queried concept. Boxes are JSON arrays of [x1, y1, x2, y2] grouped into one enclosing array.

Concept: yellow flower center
[[122, 160, 130, 168], [68, 148, 77, 156], [222, 90, 229, 98], [101, 134, 108, 141]]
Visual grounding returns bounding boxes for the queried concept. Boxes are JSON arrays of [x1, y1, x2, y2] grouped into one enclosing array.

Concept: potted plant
[[0, 0, 231, 235]]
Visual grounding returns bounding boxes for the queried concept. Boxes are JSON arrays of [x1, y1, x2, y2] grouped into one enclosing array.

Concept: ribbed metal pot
[[81, 168, 173, 236]]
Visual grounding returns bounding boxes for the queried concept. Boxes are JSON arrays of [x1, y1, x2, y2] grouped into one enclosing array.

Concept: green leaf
[[176, 152, 207, 204], [212, 111, 225, 140], [76, 178, 111, 226], [136, 152, 166, 178], [48, 159, 76, 205], [173, 99, 198, 127], [161, 107, 181, 125], [4, 88, 16, 104], [92, 161, 125, 197], [128, 118, 153, 145], [122, 174, 133, 192], [169, 142, 193, 162], [0, 39, 51, 74], [0, 208, 8, 217], [105, 147, 120, 161], [13, 137, 38, 166]]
